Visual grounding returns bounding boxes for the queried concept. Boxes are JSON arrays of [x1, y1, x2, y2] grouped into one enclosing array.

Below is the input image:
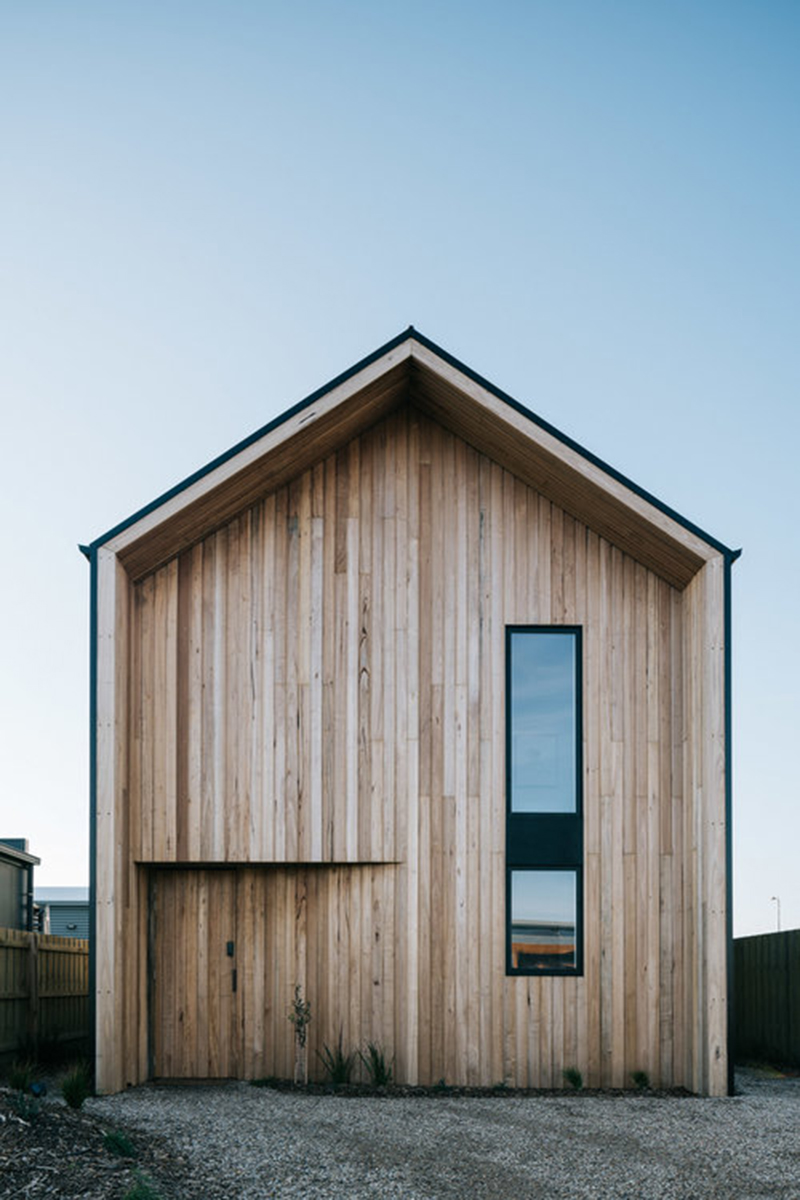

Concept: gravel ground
[[81, 1069, 800, 1200]]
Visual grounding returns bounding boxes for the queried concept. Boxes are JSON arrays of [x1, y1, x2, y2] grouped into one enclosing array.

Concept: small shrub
[[317, 1031, 356, 1085], [631, 1070, 650, 1091], [10, 1091, 40, 1121], [62, 1061, 92, 1109], [563, 1067, 583, 1090], [104, 1128, 137, 1158], [359, 1042, 394, 1086], [7, 1059, 35, 1092], [287, 984, 312, 1047], [123, 1173, 162, 1200], [288, 984, 312, 1084]]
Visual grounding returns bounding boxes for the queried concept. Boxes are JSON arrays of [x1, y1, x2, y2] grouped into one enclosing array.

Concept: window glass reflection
[[511, 870, 576, 971], [510, 632, 576, 813]]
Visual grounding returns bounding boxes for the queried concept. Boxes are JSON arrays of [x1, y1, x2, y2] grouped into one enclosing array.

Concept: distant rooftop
[[34, 887, 89, 902]]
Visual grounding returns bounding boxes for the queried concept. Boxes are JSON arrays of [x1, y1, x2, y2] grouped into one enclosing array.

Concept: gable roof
[[85, 328, 736, 589]]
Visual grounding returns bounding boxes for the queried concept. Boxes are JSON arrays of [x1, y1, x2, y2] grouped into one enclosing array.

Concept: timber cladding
[[91, 333, 731, 1096]]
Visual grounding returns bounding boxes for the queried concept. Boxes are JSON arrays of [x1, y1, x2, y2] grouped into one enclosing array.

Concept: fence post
[[27, 931, 39, 1056]]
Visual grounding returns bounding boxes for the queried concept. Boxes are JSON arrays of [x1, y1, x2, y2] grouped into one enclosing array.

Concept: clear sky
[[1, 1, 797, 937]]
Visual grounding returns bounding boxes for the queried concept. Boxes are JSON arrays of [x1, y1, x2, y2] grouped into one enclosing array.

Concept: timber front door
[[151, 870, 240, 1078]]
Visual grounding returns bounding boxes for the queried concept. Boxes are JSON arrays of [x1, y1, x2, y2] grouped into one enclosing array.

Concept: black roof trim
[[87, 327, 415, 552], [409, 328, 736, 560], [85, 326, 736, 561]]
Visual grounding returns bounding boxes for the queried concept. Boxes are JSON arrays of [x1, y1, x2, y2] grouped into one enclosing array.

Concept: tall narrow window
[[506, 627, 583, 976], [510, 632, 577, 814]]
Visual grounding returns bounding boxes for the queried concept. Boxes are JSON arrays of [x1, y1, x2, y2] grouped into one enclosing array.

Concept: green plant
[[563, 1067, 583, 1090], [10, 1090, 40, 1121], [288, 984, 312, 1047], [61, 1061, 92, 1109], [7, 1059, 35, 1092], [317, 1031, 356, 1085], [359, 1042, 394, 1086], [631, 1070, 650, 1091], [104, 1128, 137, 1158], [288, 984, 312, 1084], [122, 1173, 162, 1200]]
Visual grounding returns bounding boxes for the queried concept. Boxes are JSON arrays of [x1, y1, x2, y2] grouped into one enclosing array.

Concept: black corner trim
[[88, 545, 97, 1077]]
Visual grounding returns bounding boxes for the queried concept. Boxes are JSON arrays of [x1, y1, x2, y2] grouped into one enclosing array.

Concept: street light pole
[[770, 895, 781, 933]]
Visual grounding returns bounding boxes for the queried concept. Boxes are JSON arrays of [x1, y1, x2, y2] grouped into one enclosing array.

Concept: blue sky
[[1, 1, 797, 936]]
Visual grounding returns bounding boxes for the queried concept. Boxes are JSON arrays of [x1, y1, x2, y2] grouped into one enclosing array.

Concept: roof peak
[[85, 329, 736, 584]]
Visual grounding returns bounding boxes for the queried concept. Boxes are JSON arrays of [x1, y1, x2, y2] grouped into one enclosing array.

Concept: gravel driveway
[[89, 1070, 800, 1199]]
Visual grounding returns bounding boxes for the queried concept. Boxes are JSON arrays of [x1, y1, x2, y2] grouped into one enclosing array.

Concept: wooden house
[[85, 329, 738, 1096], [0, 839, 40, 932]]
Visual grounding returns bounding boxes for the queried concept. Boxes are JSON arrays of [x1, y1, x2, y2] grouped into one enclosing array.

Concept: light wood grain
[[95, 400, 729, 1094]]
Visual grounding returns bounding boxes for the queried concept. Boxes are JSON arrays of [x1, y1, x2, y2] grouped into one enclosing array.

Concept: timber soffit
[[82, 326, 738, 585]]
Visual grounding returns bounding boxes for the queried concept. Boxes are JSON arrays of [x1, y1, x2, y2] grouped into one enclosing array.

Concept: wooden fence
[[734, 929, 800, 1067], [0, 926, 89, 1059]]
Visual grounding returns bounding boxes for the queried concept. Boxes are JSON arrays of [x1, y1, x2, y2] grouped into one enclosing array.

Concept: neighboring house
[[34, 887, 90, 939], [85, 328, 738, 1096], [0, 839, 40, 931]]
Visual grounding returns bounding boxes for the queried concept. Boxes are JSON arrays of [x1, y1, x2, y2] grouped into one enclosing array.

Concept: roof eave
[[0, 844, 41, 867]]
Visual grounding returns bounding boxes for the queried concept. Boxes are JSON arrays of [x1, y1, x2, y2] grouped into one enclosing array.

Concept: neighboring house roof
[[35, 888, 90, 903], [0, 838, 41, 867], [83, 328, 738, 590]]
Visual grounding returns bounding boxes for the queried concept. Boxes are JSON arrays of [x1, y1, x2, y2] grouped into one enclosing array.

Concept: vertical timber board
[[95, 548, 130, 1094], [682, 557, 728, 1095], [405, 412, 421, 1083], [685, 564, 704, 1094], [584, 530, 601, 1087], [687, 565, 702, 1091], [701, 555, 728, 1095]]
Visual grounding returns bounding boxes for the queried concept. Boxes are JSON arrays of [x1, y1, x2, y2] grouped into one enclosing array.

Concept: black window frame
[[505, 625, 584, 977]]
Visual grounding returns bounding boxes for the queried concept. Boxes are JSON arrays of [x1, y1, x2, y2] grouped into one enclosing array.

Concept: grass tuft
[[122, 1172, 163, 1200], [61, 1061, 93, 1110], [631, 1070, 650, 1090], [7, 1060, 35, 1092], [563, 1067, 583, 1090], [104, 1128, 137, 1157], [317, 1031, 356, 1085], [358, 1042, 394, 1086]]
